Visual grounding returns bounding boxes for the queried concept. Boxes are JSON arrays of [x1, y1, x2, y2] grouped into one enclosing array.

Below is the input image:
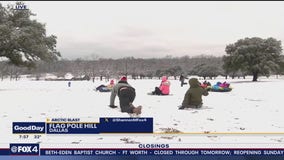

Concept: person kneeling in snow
[[109, 76, 142, 115], [179, 78, 209, 109], [151, 76, 171, 95]]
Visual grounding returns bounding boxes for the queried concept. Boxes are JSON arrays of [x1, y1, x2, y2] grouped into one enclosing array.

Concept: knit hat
[[120, 76, 127, 81], [110, 79, 114, 85]]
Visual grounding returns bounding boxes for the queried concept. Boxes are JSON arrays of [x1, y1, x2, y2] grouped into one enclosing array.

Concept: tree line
[[1, 54, 284, 81], [0, 55, 225, 80]]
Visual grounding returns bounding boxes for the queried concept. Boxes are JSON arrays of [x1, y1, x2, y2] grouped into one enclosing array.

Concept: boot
[[132, 106, 142, 115]]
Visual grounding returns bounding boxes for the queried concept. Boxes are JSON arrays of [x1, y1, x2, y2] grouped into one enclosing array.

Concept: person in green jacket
[[179, 78, 209, 109]]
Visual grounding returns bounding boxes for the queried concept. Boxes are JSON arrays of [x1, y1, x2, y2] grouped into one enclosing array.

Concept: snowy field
[[1, 76, 284, 148]]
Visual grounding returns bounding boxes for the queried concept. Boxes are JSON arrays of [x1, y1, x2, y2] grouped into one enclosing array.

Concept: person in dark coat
[[68, 81, 71, 87], [179, 74, 188, 87], [109, 76, 142, 115]]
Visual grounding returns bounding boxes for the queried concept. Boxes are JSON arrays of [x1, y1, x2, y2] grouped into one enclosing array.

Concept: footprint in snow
[[173, 119, 181, 123], [161, 136, 175, 140], [270, 138, 284, 143], [120, 137, 139, 144], [271, 124, 284, 128], [207, 118, 214, 121], [71, 140, 82, 144]]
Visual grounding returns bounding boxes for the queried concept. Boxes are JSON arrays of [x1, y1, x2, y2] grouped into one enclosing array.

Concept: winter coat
[[179, 75, 185, 82], [182, 78, 208, 107], [110, 81, 133, 106], [159, 76, 170, 95]]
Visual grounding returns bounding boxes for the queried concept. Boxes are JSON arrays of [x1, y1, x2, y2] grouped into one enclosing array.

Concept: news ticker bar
[[12, 118, 153, 134], [3, 144, 284, 156]]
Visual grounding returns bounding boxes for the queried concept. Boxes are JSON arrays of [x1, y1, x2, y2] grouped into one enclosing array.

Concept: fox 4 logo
[[10, 144, 39, 155]]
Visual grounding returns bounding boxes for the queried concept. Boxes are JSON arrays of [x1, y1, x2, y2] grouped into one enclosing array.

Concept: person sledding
[[150, 76, 171, 95], [96, 79, 115, 92], [109, 76, 142, 115], [178, 78, 209, 109], [210, 81, 232, 92], [219, 81, 230, 88]]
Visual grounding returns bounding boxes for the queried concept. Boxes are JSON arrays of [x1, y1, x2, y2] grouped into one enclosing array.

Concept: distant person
[[179, 74, 187, 87], [151, 76, 171, 95], [68, 81, 71, 87], [179, 78, 209, 109], [96, 79, 115, 92], [109, 76, 142, 115]]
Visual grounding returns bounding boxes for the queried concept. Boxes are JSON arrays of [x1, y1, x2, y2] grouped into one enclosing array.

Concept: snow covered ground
[[1, 76, 284, 148]]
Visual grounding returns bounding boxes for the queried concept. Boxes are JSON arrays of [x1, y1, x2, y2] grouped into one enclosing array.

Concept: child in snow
[[151, 76, 171, 95], [96, 79, 115, 92], [200, 80, 211, 89], [179, 78, 209, 109], [109, 76, 142, 115], [109, 79, 115, 88]]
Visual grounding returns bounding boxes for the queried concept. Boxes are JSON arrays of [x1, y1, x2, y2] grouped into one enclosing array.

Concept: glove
[[109, 105, 118, 108]]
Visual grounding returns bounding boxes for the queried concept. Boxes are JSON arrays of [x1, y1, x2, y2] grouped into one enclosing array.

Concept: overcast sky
[[2, 1, 284, 59]]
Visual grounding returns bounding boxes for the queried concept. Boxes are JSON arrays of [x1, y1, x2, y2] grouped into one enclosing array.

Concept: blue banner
[[38, 149, 284, 156], [46, 123, 99, 134], [99, 117, 153, 133], [12, 122, 45, 134], [0, 149, 9, 155], [2, 148, 284, 159], [1, 156, 284, 160], [44, 118, 153, 134]]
